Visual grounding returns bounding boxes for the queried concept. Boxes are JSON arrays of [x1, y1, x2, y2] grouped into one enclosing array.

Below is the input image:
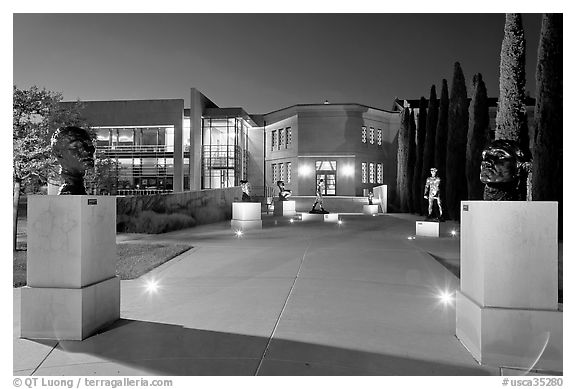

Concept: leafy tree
[[413, 97, 427, 215], [13, 85, 88, 249], [396, 108, 411, 212], [532, 14, 562, 236], [85, 152, 120, 195], [466, 73, 490, 200], [445, 62, 469, 220], [407, 110, 417, 213], [421, 85, 438, 208], [434, 79, 449, 190], [495, 14, 530, 154]]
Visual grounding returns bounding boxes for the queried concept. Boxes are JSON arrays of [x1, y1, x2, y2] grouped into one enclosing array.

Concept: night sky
[[13, 13, 545, 114]]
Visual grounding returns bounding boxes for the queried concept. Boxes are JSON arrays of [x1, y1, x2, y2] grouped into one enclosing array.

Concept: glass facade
[[201, 117, 250, 189], [94, 125, 177, 194]]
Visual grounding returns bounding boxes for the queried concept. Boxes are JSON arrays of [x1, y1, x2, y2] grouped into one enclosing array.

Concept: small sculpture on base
[[277, 180, 292, 201], [240, 180, 252, 202], [480, 139, 531, 201], [51, 126, 95, 195], [368, 192, 374, 205], [310, 178, 329, 214], [424, 167, 443, 221]]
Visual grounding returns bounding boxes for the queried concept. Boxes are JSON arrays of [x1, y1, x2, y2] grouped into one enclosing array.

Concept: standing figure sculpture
[[240, 180, 252, 202], [368, 191, 374, 205], [51, 126, 95, 195], [424, 168, 443, 220], [479, 139, 531, 201], [310, 178, 328, 213], [277, 180, 292, 201]]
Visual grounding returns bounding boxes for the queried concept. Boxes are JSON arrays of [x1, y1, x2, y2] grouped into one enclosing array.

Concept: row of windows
[[271, 127, 293, 150], [361, 162, 384, 184], [361, 126, 383, 146], [272, 162, 292, 184]]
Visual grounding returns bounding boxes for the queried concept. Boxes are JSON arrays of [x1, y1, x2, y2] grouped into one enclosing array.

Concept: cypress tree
[[532, 14, 562, 234], [445, 62, 469, 220], [466, 73, 490, 200], [495, 13, 529, 154], [396, 108, 411, 212], [413, 97, 427, 215], [407, 110, 417, 213], [421, 85, 438, 208], [434, 79, 449, 193]]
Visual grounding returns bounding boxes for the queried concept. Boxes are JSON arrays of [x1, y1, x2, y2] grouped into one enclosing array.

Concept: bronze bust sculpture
[[480, 139, 531, 201], [51, 126, 95, 195]]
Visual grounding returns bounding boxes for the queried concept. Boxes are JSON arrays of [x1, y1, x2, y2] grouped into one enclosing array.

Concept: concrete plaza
[[14, 213, 501, 376]]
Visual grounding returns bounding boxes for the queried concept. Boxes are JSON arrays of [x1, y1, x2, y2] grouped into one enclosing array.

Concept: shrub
[[117, 211, 196, 234]]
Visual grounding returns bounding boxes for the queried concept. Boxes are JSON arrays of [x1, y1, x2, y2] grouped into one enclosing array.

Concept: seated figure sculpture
[[51, 126, 95, 195], [479, 139, 531, 201], [277, 180, 292, 201], [424, 167, 443, 220]]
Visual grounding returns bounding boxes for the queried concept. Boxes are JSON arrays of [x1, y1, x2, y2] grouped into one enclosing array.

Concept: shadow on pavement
[[31, 318, 491, 376]]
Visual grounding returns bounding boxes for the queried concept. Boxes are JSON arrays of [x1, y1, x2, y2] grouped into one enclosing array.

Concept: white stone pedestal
[[362, 204, 379, 215], [21, 196, 120, 340], [273, 200, 296, 216], [231, 202, 262, 230], [415, 221, 439, 237], [455, 201, 562, 371], [372, 185, 387, 213], [323, 213, 339, 223], [301, 213, 324, 222]]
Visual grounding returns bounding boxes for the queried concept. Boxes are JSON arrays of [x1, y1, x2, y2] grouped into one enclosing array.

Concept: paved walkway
[[13, 213, 499, 376]]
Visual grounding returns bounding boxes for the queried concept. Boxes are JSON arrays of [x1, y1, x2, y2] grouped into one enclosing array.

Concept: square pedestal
[[27, 196, 117, 288], [232, 202, 261, 221], [372, 185, 387, 213], [21, 277, 120, 340], [231, 219, 262, 230], [362, 204, 380, 215], [273, 200, 296, 216], [415, 221, 439, 237], [460, 201, 558, 309], [324, 213, 339, 223], [301, 213, 324, 222], [456, 291, 562, 371]]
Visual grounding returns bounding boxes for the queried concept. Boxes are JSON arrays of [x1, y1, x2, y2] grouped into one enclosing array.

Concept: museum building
[[74, 88, 402, 197]]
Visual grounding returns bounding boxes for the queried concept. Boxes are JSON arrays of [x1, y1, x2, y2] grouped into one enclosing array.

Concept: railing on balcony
[[201, 145, 241, 169], [116, 189, 173, 196], [96, 145, 175, 153]]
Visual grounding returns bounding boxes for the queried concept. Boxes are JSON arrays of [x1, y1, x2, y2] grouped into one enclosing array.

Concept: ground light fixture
[[407, 236, 415, 240], [289, 218, 294, 223], [234, 229, 244, 238], [450, 229, 458, 237], [145, 278, 160, 294], [337, 220, 343, 225], [438, 290, 455, 305]]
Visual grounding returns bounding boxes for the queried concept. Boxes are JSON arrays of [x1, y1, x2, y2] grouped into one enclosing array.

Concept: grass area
[[13, 242, 192, 288]]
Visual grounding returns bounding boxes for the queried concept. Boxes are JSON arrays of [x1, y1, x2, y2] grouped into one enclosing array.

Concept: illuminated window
[[287, 162, 292, 183], [361, 162, 367, 183], [377, 129, 382, 146], [361, 126, 367, 143], [279, 129, 284, 150], [369, 127, 375, 144], [286, 127, 292, 147], [369, 162, 375, 183], [377, 163, 383, 184], [272, 163, 278, 182], [279, 163, 285, 182], [271, 130, 277, 150]]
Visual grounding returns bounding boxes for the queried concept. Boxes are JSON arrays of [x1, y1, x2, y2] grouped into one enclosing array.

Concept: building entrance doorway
[[315, 160, 337, 195]]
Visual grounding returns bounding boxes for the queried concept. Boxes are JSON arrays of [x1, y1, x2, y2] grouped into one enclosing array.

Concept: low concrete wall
[[117, 187, 242, 232], [288, 196, 377, 213]]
